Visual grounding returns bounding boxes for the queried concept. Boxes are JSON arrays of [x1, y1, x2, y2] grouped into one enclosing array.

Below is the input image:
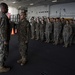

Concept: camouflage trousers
[[36, 30, 40, 39], [54, 31, 60, 43], [19, 41, 28, 58], [0, 42, 9, 67], [31, 29, 35, 38], [69, 34, 75, 45], [63, 33, 70, 45], [51, 32, 54, 42], [59, 32, 64, 43], [72, 34, 75, 44], [40, 31, 44, 41], [45, 31, 51, 42]]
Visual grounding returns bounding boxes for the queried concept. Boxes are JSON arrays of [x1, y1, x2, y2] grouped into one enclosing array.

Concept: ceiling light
[[12, 1, 16, 4], [30, 3, 34, 5], [52, 0, 57, 2]]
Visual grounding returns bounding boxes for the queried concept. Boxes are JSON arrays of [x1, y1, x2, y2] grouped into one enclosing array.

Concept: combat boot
[[25, 41, 28, 44], [47, 40, 50, 43], [36, 38, 39, 40], [20, 57, 27, 66], [53, 41, 58, 45], [0, 66, 10, 73], [17, 59, 22, 64], [31, 36, 34, 39], [65, 44, 68, 48], [64, 43, 68, 48]]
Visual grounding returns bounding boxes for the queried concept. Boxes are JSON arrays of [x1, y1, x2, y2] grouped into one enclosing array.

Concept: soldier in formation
[[45, 18, 52, 43], [17, 12, 30, 66], [63, 20, 72, 47], [40, 19, 45, 41], [29, 16, 75, 48], [30, 17, 36, 39], [35, 17, 40, 40], [53, 18, 62, 45]]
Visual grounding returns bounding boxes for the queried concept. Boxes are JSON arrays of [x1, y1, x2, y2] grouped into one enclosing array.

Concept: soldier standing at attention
[[45, 18, 52, 43], [69, 19, 74, 46], [40, 19, 45, 41], [50, 18, 55, 42], [0, 3, 10, 73], [60, 18, 66, 43], [54, 18, 62, 45], [31, 17, 36, 39], [42, 17, 46, 24], [42, 17, 46, 40], [35, 17, 40, 40], [72, 20, 75, 44], [63, 20, 72, 47], [17, 12, 30, 66]]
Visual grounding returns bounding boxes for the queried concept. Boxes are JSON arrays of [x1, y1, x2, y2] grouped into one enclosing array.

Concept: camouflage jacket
[[17, 19, 30, 41], [0, 13, 10, 42]]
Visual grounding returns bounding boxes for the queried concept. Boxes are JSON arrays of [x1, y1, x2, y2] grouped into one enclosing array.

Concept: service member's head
[[0, 3, 8, 13], [56, 18, 59, 22], [31, 17, 34, 21], [31, 17, 34, 20], [36, 17, 40, 23], [53, 18, 56, 22], [47, 17, 50, 22], [50, 18, 54, 22], [61, 18, 64, 21], [69, 19, 73, 24], [42, 16, 45, 21], [20, 12, 26, 20], [66, 20, 69, 24], [41, 19, 44, 24]]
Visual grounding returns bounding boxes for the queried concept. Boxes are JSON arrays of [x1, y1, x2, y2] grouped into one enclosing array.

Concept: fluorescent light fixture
[[52, 0, 57, 2], [30, 3, 34, 5], [12, 1, 16, 3]]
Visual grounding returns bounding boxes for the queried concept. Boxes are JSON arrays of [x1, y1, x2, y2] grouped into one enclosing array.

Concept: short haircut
[[21, 12, 26, 16], [0, 2, 8, 9]]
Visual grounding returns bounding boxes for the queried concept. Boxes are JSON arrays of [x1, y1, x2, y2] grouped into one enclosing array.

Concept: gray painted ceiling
[[0, 0, 75, 9]]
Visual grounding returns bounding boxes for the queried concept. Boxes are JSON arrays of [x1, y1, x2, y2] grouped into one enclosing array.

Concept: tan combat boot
[[25, 41, 28, 44], [47, 41, 49, 43], [31, 37, 34, 39], [20, 57, 27, 66], [17, 59, 22, 64], [53, 42, 57, 45], [0, 66, 10, 73], [65, 44, 68, 48], [63, 43, 68, 48]]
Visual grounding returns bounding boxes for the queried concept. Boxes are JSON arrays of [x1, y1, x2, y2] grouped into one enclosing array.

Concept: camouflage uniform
[[31, 20, 36, 39], [45, 22, 52, 42], [51, 22, 54, 42], [0, 13, 10, 67], [43, 20, 46, 40], [35, 22, 40, 40], [17, 19, 30, 59], [72, 24, 75, 44], [54, 22, 62, 44], [69, 23, 75, 45], [59, 21, 66, 43], [40, 23, 45, 41], [63, 24, 72, 47]]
